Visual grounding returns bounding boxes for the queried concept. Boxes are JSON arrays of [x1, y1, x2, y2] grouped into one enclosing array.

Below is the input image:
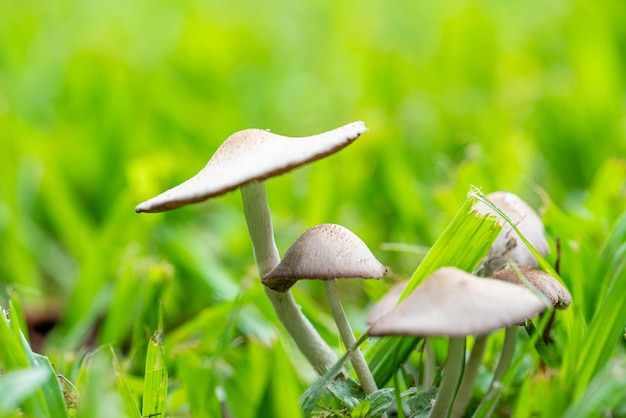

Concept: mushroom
[[135, 122, 366, 213], [472, 191, 549, 276], [491, 265, 571, 309], [368, 267, 549, 418], [263, 223, 387, 292], [136, 121, 366, 375], [264, 223, 387, 394], [368, 267, 547, 338]]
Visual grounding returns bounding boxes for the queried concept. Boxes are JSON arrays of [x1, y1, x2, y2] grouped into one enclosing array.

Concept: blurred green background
[[1, 0, 625, 415]]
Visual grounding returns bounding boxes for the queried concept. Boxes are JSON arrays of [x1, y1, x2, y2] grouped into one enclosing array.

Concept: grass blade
[[0, 302, 70, 417], [0, 366, 50, 413], [573, 211, 626, 397], [142, 329, 168, 417], [564, 355, 626, 418], [111, 348, 141, 418], [31, 353, 71, 418]]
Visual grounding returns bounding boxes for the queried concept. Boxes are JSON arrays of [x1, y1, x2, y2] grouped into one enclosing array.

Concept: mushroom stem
[[423, 338, 436, 390], [240, 181, 338, 375], [491, 326, 517, 389], [241, 181, 280, 276], [450, 335, 488, 418], [323, 280, 378, 394], [474, 326, 518, 416], [430, 337, 466, 418], [264, 288, 338, 375]]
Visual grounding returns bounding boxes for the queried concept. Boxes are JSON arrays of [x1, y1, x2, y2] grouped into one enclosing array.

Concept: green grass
[[1, 0, 626, 416]]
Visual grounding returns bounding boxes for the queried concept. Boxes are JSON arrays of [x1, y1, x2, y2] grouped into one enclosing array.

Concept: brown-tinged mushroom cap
[[135, 121, 367, 213], [491, 266, 572, 309], [262, 223, 387, 292], [368, 267, 548, 337], [472, 191, 549, 274]]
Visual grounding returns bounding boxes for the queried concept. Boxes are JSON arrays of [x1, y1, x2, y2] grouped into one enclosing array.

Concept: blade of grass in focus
[[368, 187, 502, 386], [142, 310, 168, 418]]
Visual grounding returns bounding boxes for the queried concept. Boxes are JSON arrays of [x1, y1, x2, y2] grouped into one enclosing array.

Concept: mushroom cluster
[[136, 121, 387, 384], [366, 191, 572, 417], [136, 121, 573, 416]]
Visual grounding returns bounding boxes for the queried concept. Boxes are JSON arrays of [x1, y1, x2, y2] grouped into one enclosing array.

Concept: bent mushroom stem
[[323, 280, 378, 394], [430, 337, 466, 418], [241, 181, 338, 375]]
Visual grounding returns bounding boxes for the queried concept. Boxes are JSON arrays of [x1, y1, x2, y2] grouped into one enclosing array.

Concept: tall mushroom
[[136, 121, 366, 375], [368, 267, 549, 418], [264, 223, 387, 394]]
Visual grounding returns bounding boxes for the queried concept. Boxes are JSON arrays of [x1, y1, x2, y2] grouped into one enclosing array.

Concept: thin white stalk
[[490, 326, 518, 387], [323, 280, 378, 394], [240, 182, 280, 276], [241, 181, 338, 375], [423, 338, 436, 390], [472, 326, 518, 418], [430, 337, 466, 418], [450, 335, 488, 418]]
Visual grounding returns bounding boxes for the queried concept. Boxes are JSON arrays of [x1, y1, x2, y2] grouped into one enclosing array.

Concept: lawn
[[1, 0, 625, 416]]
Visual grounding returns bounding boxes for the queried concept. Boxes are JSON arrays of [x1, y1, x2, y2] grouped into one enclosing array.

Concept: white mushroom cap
[[472, 191, 549, 275], [491, 266, 572, 310], [262, 223, 387, 292], [368, 267, 548, 337], [135, 121, 367, 213]]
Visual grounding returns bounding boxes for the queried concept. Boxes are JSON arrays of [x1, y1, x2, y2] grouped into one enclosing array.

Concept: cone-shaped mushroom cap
[[136, 121, 367, 213], [491, 266, 571, 309], [262, 223, 387, 292], [473, 191, 549, 274], [368, 267, 548, 337]]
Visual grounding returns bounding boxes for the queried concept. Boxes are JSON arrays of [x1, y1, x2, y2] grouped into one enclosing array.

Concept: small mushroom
[[264, 223, 386, 394], [491, 266, 571, 309], [472, 191, 549, 276], [263, 223, 387, 292], [368, 267, 547, 337], [135, 121, 367, 376]]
